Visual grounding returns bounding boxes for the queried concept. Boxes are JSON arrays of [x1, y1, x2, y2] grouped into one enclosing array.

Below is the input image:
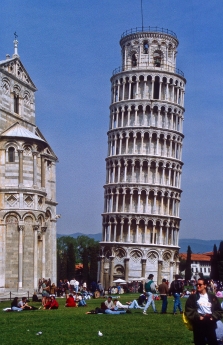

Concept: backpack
[[171, 280, 183, 294], [145, 280, 156, 293]]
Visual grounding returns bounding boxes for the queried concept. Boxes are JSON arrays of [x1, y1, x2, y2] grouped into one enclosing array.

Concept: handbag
[[182, 312, 193, 331]]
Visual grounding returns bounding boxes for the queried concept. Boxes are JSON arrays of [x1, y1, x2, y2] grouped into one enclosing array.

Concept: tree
[[179, 257, 186, 274], [82, 247, 89, 283], [210, 244, 219, 280], [185, 245, 192, 280], [57, 236, 77, 280], [89, 242, 100, 282], [67, 242, 76, 280]]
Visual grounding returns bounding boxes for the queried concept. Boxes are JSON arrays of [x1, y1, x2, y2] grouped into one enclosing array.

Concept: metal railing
[[112, 64, 184, 77], [121, 27, 177, 39], [0, 291, 33, 301]]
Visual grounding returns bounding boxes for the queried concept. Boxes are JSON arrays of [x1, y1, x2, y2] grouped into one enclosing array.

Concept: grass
[[1, 294, 199, 345]]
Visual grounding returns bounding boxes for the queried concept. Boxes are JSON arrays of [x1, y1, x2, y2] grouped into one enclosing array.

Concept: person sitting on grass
[[65, 294, 77, 307], [32, 292, 41, 302], [11, 297, 23, 311], [18, 297, 38, 310], [138, 292, 147, 306], [76, 293, 87, 307], [43, 296, 59, 310], [43, 297, 51, 309], [113, 298, 144, 309], [104, 296, 114, 309]]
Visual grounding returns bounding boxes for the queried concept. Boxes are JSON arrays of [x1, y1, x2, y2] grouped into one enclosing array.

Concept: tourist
[[47, 296, 59, 310], [11, 297, 23, 311], [42, 279, 50, 305], [185, 278, 222, 345], [169, 274, 184, 315], [65, 294, 77, 307], [97, 280, 104, 296], [18, 297, 38, 310], [32, 292, 41, 302], [113, 298, 144, 309], [158, 278, 169, 314], [143, 274, 158, 315], [76, 293, 87, 306], [104, 296, 114, 309], [69, 278, 75, 292], [74, 279, 79, 293]]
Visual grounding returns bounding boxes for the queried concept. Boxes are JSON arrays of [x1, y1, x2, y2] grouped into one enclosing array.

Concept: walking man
[[143, 274, 158, 315], [169, 274, 183, 315], [158, 278, 169, 314], [185, 278, 222, 345]]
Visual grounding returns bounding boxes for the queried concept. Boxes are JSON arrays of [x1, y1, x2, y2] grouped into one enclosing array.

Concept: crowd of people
[[4, 274, 223, 343]]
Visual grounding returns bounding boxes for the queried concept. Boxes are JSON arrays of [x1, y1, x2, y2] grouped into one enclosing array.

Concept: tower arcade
[[98, 27, 186, 288]]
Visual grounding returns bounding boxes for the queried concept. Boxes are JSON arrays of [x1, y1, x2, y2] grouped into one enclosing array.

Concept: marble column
[[32, 151, 38, 187], [18, 149, 23, 186], [41, 226, 47, 280], [141, 258, 146, 278], [18, 224, 24, 289], [109, 256, 115, 286], [41, 155, 46, 188], [124, 258, 130, 281], [33, 224, 39, 291], [158, 260, 163, 284], [100, 256, 105, 286]]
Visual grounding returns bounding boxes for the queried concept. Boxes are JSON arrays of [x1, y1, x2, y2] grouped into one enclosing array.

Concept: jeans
[[144, 292, 157, 312], [78, 300, 86, 306], [173, 293, 182, 313], [129, 300, 144, 309], [105, 309, 126, 315], [11, 306, 23, 311], [160, 295, 168, 313]]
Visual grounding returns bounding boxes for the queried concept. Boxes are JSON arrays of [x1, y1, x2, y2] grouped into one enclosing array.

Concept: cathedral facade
[[98, 27, 186, 288], [0, 39, 58, 293]]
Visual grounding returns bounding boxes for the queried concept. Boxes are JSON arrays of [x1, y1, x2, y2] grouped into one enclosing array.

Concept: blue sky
[[1, 0, 223, 240]]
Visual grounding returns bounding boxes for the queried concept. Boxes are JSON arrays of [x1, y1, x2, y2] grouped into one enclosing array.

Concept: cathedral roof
[[0, 122, 58, 161], [0, 122, 46, 142], [0, 56, 37, 91]]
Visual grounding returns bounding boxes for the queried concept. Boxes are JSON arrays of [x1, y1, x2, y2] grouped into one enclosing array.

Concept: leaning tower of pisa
[[98, 27, 186, 289]]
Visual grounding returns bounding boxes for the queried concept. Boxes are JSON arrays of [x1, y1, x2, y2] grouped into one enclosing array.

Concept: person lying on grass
[[85, 307, 130, 315], [113, 298, 144, 309]]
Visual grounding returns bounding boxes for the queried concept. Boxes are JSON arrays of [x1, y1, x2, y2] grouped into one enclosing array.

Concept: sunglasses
[[196, 283, 204, 287]]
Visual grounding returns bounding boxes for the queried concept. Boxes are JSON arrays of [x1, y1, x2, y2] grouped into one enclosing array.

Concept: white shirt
[[197, 293, 212, 315]]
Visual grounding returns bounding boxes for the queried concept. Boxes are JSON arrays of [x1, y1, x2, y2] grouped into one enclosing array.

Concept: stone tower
[[0, 39, 58, 293], [98, 27, 186, 289]]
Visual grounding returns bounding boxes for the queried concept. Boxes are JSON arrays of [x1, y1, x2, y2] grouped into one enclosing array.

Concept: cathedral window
[[14, 93, 19, 114], [8, 147, 15, 162]]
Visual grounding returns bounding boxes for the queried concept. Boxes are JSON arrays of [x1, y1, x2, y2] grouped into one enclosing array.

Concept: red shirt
[[66, 297, 76, 307]]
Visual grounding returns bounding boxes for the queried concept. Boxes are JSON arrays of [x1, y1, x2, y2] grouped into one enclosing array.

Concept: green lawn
[[0, 294, 198, 345]]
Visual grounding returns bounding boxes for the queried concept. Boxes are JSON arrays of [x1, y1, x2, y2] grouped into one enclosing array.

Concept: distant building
[[0, 39, 58, 293], [98, 27, 186, 289], [180, 253, 211, 279]]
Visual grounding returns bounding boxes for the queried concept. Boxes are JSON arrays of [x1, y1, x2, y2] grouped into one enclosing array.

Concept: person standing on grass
[[143, 274, 158, 315], [158, 278, 169, 314], [185, 278, 222, 345], [169, 274, 183, 315]]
